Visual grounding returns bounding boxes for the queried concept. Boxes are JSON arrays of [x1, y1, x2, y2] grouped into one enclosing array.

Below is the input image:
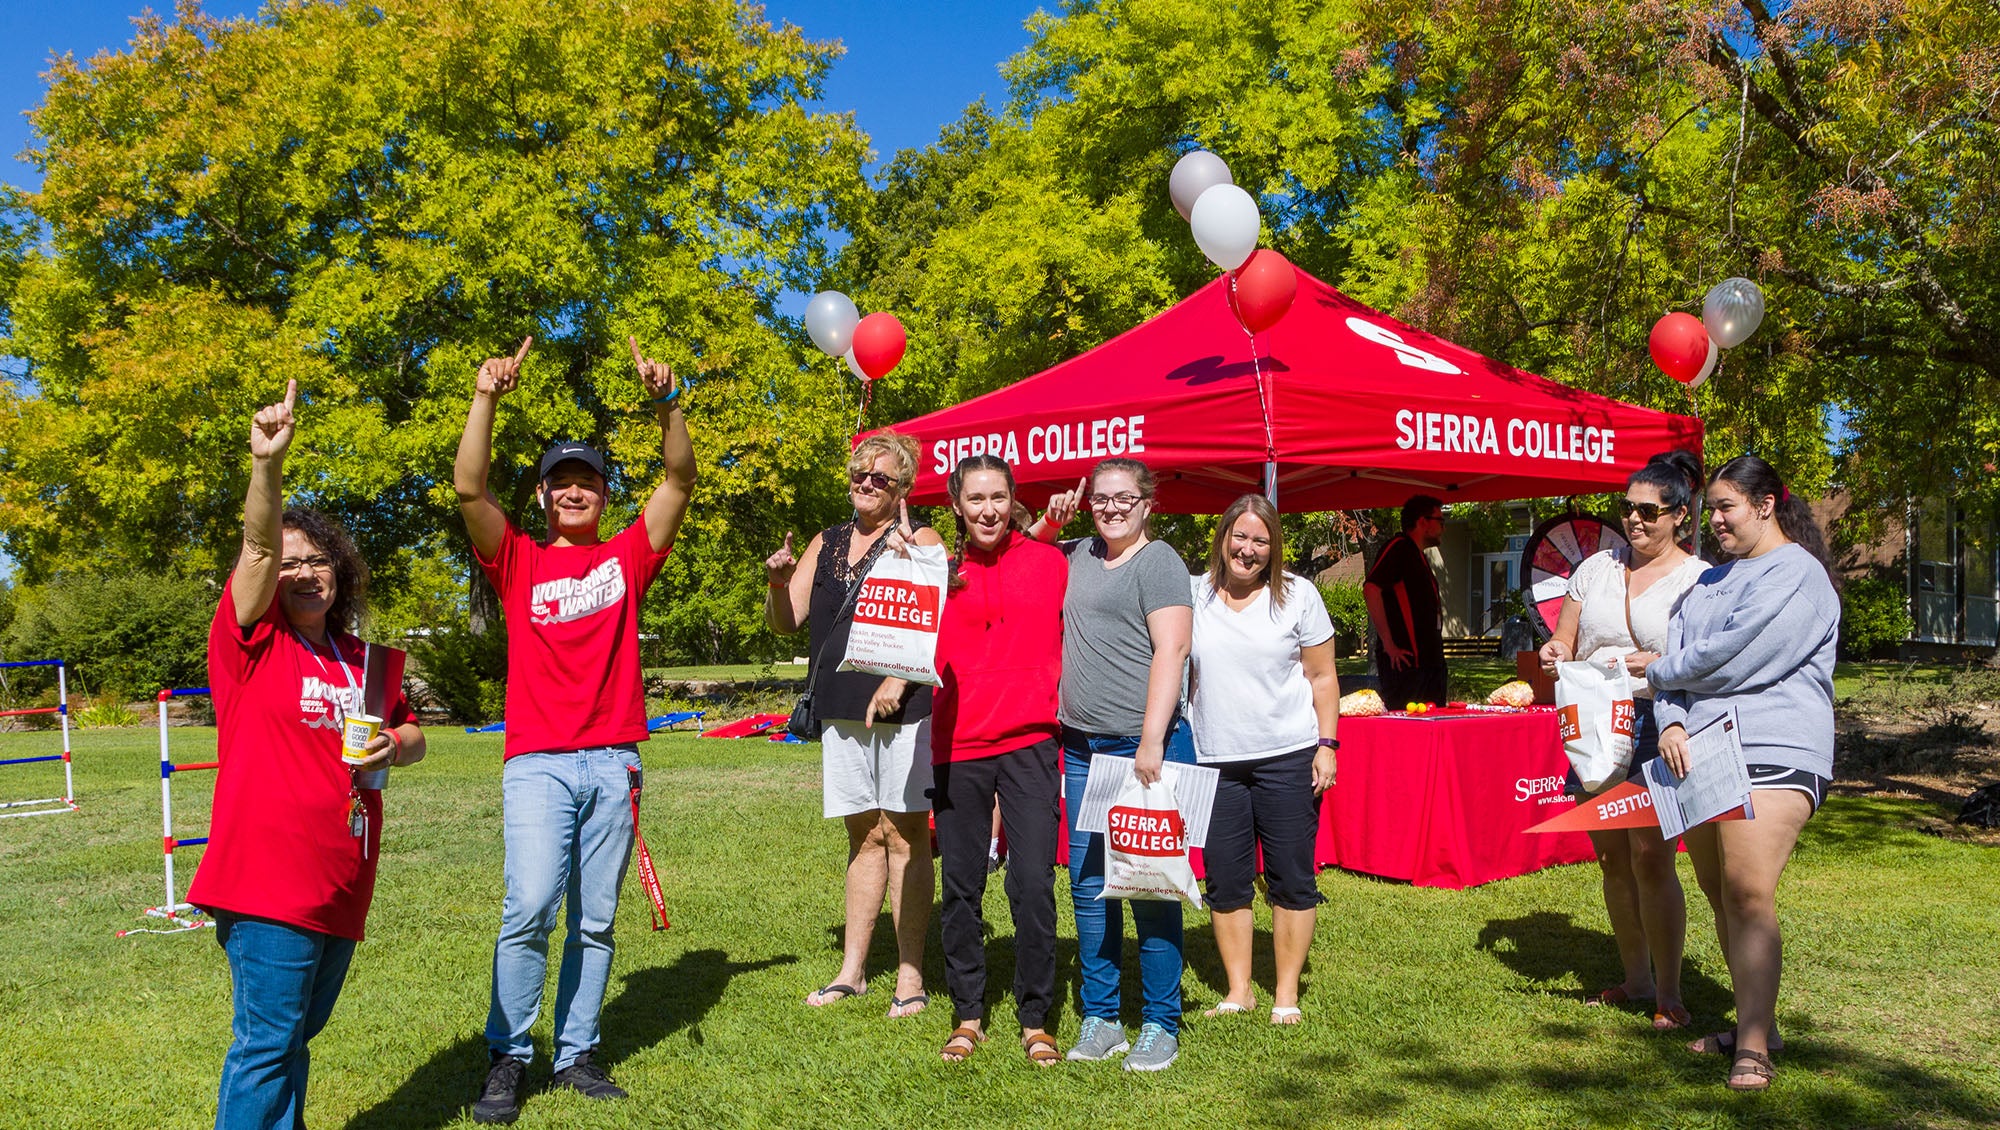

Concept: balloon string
[[854, 376, 874, 434], [1237, 277, 1276, 461]]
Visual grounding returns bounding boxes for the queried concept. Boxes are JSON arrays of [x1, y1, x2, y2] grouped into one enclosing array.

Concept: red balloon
[[850, 312, 906, 380], [1648, 312, 1711, 384], [1228, 249, 1297, 334]]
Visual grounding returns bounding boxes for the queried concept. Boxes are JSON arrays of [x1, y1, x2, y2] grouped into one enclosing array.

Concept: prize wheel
[[1520, 513, 1629, 640]]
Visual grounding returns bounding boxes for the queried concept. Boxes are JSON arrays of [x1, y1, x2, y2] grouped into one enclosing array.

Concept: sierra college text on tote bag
[[836, 542, 949, 686], [1556, 651, 1636, 793], [1100, 774, 1204, 908]]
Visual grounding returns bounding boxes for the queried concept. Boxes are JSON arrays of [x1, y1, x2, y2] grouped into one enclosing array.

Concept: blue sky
[[0, 2, 1046, 582], [0, 1, 1045, 190]]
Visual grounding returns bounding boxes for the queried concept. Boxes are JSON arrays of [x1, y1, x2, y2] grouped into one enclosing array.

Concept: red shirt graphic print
[[479, 519, 671, 758]]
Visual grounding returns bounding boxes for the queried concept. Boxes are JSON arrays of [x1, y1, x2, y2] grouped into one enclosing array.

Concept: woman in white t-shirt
[[1186, 494, 1340, 1024], [1537, 451, 1707, 1030]]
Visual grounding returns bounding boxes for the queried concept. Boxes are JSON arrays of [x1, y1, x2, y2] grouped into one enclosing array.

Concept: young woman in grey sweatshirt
[[1647, 455, 1840, 1093]]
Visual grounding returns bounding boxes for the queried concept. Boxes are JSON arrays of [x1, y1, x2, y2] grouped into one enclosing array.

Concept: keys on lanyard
[[349, 788, 369, 859]]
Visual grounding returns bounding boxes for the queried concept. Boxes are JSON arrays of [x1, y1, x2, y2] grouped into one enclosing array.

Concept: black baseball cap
[[538, 441, 606, 482]]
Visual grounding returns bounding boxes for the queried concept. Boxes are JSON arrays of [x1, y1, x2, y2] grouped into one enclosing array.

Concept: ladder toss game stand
[[0, 659, 76, 820], [124, 687, 218, 934]]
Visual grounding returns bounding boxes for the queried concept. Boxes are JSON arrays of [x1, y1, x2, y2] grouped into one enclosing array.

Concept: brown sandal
[[1652, 1005, 1693, 1030], [1726, 1049, 1775, 1091], [1022, 1031, 1061, 1066], [940, 1025, 985, 1062], [1688, 1027, 1785, 1055]]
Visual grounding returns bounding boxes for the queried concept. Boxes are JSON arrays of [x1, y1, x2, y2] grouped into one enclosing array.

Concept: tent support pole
[[1264, 461, 1278, 506]]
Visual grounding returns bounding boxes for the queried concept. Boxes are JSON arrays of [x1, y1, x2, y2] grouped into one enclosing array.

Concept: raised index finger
[[628, 334, 646, 369], [282, 378, 298, 413], [513, 336, 534, 364]]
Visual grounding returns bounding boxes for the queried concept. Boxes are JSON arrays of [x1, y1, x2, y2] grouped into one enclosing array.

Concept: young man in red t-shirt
[[455, 336, 696, 1124]]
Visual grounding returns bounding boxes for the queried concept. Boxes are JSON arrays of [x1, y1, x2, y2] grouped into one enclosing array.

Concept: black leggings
[[932, 740, 1061, 1028]]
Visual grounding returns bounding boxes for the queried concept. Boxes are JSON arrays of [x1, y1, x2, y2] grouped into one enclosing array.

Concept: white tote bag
[[1100, 774, 1204, 908], [836, 542, 949, 686], [1555, 651, 1636, 793]]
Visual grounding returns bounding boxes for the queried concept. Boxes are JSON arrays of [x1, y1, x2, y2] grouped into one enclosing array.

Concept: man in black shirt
[[1365, 495, 1447, 707]]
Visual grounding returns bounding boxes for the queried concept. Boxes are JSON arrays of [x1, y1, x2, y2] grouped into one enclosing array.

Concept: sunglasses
[[849, 470, 896, 492], [1618, 500, 1677, 522]]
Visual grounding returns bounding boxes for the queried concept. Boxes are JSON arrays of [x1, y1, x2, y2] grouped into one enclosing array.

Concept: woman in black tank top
[[764, 431, 942, 1017]]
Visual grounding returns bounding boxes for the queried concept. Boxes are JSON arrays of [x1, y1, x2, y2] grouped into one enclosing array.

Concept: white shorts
[[821, 717, 934, 818]]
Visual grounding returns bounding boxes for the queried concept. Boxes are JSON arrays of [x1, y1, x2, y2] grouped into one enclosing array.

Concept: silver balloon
[[1190, 183, 1260, 271], [1702, 277, 1765, 350], [1169, 150, 1234, 221], [805, 290, 861, 358]]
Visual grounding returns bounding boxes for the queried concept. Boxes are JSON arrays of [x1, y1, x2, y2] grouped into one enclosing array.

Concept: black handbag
[[786, 532, 891, 740]]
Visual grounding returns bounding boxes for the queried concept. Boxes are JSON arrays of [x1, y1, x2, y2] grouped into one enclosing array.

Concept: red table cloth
[[1314, 711, 1593, 888], [1049, 711, 1592, 889]]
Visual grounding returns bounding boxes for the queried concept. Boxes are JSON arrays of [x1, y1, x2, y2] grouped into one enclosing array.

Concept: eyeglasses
[[280, 555, 334, 574], [1088, 493, 1146, 513], [849, 470, 896, 492], [1618, 500, 1674, 522]]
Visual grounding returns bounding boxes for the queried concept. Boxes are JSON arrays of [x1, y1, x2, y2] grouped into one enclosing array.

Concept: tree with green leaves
[[838, 0, 1998, 523], [0, 0, 871, 664]]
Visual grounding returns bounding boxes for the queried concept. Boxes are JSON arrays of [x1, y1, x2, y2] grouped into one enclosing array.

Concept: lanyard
[[293, 627, 361, 722], [295, 628, 374, 855]]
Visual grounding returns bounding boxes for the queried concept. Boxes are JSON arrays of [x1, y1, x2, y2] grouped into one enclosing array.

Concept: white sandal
[[1270, 1006, 1303, 1025], [1203, 999, 1254, 1017]]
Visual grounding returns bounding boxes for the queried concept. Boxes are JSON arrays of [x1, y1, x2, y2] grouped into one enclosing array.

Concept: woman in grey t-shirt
[[1045, 458, 1195, 1073], [1649, 455, 1840, 1093]]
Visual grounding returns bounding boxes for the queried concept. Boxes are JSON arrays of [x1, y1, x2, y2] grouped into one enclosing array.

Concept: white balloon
[[1189, 183, 1260, 272], [843, 347, 870, 382], [1169, 150, 1233, 221], [805, 290, 861, 357], [1690, 336, 1719, 389], [1702, 277, 1765, 349]]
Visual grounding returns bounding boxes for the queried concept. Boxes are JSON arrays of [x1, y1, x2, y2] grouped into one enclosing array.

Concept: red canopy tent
[[878, 267, 1701, 512]]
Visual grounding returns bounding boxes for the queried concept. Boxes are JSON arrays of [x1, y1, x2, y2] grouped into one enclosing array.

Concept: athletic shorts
[[821, 717, 934, 818], [1746, 763, 1831, 813]]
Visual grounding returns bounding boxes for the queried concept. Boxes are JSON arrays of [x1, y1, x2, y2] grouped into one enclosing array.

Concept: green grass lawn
[[2, 726, 1996, 1129]]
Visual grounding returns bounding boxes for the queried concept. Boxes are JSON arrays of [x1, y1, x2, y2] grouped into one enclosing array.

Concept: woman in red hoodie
[[868, 454, 1068, 1066]]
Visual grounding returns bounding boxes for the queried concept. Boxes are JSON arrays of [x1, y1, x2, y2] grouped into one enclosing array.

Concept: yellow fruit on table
[[1406, 702, 1420, 713]]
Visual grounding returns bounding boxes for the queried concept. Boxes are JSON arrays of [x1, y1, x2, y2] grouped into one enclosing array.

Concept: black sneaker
[[471, 1053, 526, 1125], [550, 1050, 627, 1100]]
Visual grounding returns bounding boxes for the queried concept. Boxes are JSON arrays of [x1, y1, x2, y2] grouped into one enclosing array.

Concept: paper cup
[[341, 712, 384, 766]]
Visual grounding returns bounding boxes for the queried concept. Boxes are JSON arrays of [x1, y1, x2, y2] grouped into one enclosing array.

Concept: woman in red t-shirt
[[868, 454, 1068, 1065], [190, 381, 426, 1130]]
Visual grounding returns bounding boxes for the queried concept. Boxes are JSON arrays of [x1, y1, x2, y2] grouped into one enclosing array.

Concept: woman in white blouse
[[1538, 451, 1708, 1029], [1186, 494, 1340, 1024]]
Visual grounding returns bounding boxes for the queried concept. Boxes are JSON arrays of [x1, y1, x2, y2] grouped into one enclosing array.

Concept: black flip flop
[[887, 993, 929, 1017], [805, 982, 863, 1006]]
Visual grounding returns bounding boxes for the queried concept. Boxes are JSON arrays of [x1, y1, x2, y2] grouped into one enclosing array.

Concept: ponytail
[[1712, 454, 1830, 571]]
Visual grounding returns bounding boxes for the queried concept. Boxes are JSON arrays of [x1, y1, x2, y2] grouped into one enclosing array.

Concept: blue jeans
[[486, 746, 640, 1071], [214, 916, 356, 1130], [1062, 717, 1197, 1035]]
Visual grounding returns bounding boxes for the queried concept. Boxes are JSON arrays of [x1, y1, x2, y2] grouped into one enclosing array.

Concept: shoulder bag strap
[[803, 529, 894, 695]]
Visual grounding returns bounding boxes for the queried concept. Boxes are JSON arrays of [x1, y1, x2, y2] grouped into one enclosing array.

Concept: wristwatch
[[1318, 738, 1340, 750]]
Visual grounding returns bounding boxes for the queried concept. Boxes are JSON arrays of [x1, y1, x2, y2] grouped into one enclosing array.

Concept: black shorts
[[1746, 764, 1831, 813]]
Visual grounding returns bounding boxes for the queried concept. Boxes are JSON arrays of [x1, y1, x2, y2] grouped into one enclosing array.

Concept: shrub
[[404, 620, 509, 724], [1839, 575, 1914, 659], [2, 571, 214, 699], [73, 698, 144, 729], [1318, 579, 1371, 655]]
